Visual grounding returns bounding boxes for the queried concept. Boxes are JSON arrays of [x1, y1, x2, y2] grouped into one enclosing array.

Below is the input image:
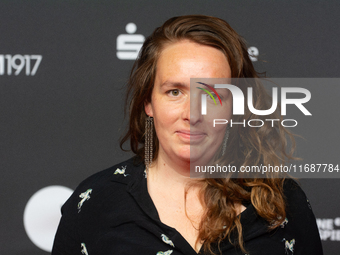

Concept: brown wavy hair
[[120, 15, 296, 254]]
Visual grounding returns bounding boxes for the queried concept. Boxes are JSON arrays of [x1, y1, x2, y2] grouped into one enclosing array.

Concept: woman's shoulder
[[282, 178, 313, 212], [282, 178, 317, 222], [279, 178, 323, 253], [76, 156, 144, 189], [61, 156, 145, 214], [52, 157, 146, 254], [282, 178, 320, 236]]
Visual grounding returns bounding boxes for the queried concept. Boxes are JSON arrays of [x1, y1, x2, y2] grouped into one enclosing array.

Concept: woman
[[52, 15, 323, 255]]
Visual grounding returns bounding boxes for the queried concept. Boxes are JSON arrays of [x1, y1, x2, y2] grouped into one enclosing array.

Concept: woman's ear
[[144, 101, 153, 117]]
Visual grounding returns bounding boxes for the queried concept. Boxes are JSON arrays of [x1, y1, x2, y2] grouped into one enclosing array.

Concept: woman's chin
[[175, 153, 191, 164], [188, 149, 210, 166], [172, 147, 213, 166]]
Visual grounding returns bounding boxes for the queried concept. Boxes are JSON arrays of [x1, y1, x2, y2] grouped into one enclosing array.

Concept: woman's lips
[[176, 130, 206, 142]]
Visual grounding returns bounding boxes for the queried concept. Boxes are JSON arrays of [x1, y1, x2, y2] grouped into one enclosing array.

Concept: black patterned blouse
[[52, 157, 323, 255]]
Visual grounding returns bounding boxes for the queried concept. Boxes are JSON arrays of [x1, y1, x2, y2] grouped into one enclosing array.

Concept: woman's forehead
[[154, 41, 231, 84]]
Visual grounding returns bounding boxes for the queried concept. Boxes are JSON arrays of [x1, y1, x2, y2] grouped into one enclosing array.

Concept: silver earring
[[145, 116, 153, 170], [221, 126, 230, 156]]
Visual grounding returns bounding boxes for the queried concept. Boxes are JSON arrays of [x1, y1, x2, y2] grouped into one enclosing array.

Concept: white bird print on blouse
[[114, 165, 129, 177], [78, 189, 92, 212]]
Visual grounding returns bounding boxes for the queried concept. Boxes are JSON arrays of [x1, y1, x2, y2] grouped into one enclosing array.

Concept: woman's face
[[145, 40, 232, 168]]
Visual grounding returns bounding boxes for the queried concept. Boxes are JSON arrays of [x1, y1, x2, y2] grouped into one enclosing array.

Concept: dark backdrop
[[1, 1, 339, 254]]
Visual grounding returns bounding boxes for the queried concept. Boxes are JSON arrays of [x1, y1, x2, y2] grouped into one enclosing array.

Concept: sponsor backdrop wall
[[1, 1, 339, 254]]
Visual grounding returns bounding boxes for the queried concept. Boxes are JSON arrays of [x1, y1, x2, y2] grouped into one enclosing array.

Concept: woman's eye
[[169, 89, 180, 96], [208, 93, 218, 100]]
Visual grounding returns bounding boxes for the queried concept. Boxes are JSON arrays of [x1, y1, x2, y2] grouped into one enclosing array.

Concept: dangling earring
[[221, 126, 230, 156], [145, 116, 153, 170]]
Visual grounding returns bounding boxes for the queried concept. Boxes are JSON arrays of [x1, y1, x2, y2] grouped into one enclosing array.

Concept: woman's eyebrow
[[160, 81, 188, 89]]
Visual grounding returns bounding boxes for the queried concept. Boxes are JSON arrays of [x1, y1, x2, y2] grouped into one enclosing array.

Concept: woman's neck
[[147, 149, 198, 190], [148, 160, 191, 192], [146, 156, 205, 253]]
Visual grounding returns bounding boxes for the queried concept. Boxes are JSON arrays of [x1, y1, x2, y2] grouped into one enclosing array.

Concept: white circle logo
[[23, 185, 73, 252]]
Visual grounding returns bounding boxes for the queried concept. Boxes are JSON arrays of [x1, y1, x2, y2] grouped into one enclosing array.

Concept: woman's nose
[[183, 93, 203, 125]]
